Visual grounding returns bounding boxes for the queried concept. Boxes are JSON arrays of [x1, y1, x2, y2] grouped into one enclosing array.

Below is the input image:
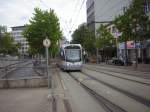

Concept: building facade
[[86, 0, 131, 34], [86, 0, 150, 63], [86, 0, 150, 34], [11, 26, 29, 56]]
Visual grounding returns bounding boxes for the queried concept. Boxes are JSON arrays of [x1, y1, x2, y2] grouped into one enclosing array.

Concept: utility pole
[[115, 32, 119, 59], [123, 6, 128, 66], [133, 18, 139, 68]]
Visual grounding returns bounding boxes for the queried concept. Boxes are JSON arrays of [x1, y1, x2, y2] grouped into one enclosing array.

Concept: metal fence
[[0, 58, 47, 79]]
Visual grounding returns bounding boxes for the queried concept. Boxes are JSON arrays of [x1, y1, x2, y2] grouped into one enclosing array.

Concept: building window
[[87, 1, 94, 14], [143, 0, 150, 13], [87, 12, 95, 23], [112, 26, 116, 33]]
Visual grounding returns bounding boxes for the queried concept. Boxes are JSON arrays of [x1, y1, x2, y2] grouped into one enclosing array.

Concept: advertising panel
[[119, 41, 141, 49]]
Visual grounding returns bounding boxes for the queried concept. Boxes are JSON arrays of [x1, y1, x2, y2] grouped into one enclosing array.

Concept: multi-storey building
[[86, 0, 150, 63], [11, 26, 29, 56], [86, 0, 150, 34]]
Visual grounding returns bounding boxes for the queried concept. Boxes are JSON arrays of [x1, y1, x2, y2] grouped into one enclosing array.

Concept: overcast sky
[[0, 0, 87, 41]]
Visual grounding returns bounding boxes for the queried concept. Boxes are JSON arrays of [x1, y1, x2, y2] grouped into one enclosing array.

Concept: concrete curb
[[0, 76, 48, 88]]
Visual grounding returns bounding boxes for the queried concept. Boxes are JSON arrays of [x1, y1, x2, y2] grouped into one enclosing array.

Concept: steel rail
[[84, 66, 150, 85], [80, 71, 150, 107], [84, 65, 150, 79], [67, 72, 126, 112]]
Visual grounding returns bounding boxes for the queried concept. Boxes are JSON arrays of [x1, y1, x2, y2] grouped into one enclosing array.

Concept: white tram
[[60, 44, 83, 71]]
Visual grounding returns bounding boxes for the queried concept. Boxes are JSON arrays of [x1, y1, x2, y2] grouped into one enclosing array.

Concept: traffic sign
[[43, 39, 51, 47]]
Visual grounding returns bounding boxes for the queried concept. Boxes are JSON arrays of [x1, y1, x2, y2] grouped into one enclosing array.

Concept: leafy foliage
[[129, 0, 150, 40], [0, 33, 18, 55], [114, 0, 150, 42], [0, 25, 7, 35], [71, 24, 95, 54], [23, 8, 62, 56], [114, 11, 132, 42], [96, 24, 114, 49]]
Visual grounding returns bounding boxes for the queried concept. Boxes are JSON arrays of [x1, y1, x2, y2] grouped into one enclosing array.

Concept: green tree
[[0, 33, 18, 55], [71, 24, 95, 54], [0, 25, 7, 33], [114, 9, 132, 65], [0, 25, 7, 38], [129, 0, 149, 40], [96, 24, 114, 49], [96, 24, 115, 58], [23, 8, 62, 57], [114, 0, 150, 65], [114, 0, 149, 41]]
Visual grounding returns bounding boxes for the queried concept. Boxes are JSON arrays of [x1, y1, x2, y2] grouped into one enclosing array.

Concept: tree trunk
[[134, 40, 138, 68], [125, 41, 128, 66]]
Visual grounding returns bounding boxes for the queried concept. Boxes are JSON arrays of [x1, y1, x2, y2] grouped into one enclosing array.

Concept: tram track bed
[[84, 64, 150, 79], [83, 66, 150, 85], [69, 71, 150, 112], [81, 68, 150, 104], [59, 71, 107, 112], [68, 72, 126, 112]]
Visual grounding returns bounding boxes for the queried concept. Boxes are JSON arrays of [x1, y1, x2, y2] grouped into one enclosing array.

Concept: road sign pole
[[46, 47, 51, 88], [43, 38, 51, 88]]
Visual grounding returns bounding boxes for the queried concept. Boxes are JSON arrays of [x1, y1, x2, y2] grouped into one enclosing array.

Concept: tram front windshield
[[65, 49, 81, 62]]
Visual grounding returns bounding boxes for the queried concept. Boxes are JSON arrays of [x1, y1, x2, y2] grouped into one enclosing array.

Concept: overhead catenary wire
[[70, 0, 86, 33], [38, 0, 86, 40], [58, 0, 81, 35], [69, 0, 81, 23], [39, 0, 72, 39]]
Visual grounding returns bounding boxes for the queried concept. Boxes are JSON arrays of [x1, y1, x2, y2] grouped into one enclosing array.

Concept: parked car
[[108, 58, 124, 66], [113, 59, 124, 66]]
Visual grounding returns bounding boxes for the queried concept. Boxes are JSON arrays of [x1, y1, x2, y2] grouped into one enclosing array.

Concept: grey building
[[11, 26, 29, 56], [86, 0, 150, 34], [86, 0, 150, 63]]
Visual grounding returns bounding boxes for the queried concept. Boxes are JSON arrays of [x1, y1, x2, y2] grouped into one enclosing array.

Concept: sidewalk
[[127, 63, 150, 72], [0, 88, 50, 112]]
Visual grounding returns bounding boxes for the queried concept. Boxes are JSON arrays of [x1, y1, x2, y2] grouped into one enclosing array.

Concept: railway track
[[68, 71, 150, 112], [84, 64, 150, 79], [81, 71, 150, 107], [83, 66, 150, 85], [68, 72, 126, 112]]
